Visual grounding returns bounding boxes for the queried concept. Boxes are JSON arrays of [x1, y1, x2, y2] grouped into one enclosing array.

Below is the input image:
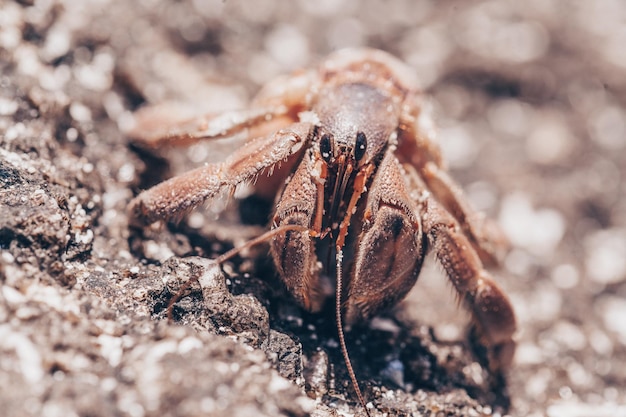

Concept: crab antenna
[[335, 249, 371, 417], [167, 224, 309, 321]]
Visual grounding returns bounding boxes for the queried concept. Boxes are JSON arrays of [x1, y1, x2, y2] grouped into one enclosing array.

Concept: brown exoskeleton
[[128, 48, 517, 415]]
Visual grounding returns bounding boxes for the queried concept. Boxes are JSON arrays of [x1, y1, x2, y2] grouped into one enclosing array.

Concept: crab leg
[[404, 167, 516, 370], [127, 106, 294, 148], [128, 122, 314, 226], [424, 199, 516, 370], [420, 162, 509, 265]]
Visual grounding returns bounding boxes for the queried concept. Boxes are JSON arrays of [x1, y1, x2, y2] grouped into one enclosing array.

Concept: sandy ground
[[1, 0, 625, 416]]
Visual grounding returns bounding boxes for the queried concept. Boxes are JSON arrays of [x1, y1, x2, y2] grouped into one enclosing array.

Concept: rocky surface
[[1, 1, 625, 416]]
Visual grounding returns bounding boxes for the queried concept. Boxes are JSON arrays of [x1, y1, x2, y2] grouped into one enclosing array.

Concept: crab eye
[[320, 133, 333, 162], [354, 131, 367, 162]]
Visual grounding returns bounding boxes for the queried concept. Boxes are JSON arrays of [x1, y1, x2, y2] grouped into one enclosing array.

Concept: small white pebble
[[526, 116, 574, 164], [525, 368, 552, 399], [75, 63, 113, 91], [74, 229, 94, 245], [66, 127, 79, 142], [599, 296, 626, 344], [514, 342, 544, 365], [589, 329, 613, 356], [559, 386, 573, 399], [499, 192, 566, 257], [552, 321, 587, 351], [567, 361, 593, 388], [39, 65, 71, 91], [585, 229, 626, 285], [117, 162, 136, 183], [527, 283, 562, 323], [101, 377, 118, 392], [98, 334, 123, 367], [178, 336, 203, 354], [0, 327, 44, 383], [144, 241, 174, 263], [69, 102, 92, 122], [0, 26, 21, 50], [551, 264, 580, 289], [42, 27, 70, 61], [2, 285, 25, 304], [0, 97, 18, 116], [1, 251, 15, 263], [147, 340, 178, 362], [187, 212, 205, 229], [267, 374, 293, 393]]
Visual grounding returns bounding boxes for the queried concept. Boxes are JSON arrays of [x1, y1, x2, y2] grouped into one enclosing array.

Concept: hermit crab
[[128, 48, 516, 414]]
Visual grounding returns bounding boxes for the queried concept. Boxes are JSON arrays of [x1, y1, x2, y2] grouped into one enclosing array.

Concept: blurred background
[[1, 0, 625, 416]]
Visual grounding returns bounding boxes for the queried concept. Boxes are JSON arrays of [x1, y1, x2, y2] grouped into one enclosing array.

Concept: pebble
[[526, 115, 574, 165], [69, 102, 92, 122], [585, 228, 626, 285], [551, 264, 580, 289], [0, 326, 44, 383], [599, 296, 626, 344], [551, 321, 587, 351], [0, 97, 18, 116], [499, 192, 566, 257], [98, 334, 124, 367]]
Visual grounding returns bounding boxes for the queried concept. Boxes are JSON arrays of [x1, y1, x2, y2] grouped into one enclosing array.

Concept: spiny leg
[[420, 161, 508, 265], [413, 179, 517, 370], [128, 105, 294, 148], [128, 122, 314, 227]]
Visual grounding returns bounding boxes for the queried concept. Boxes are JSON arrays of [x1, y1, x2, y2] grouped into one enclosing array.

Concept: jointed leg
[[420, 162, 509, 265], [421, 198, 516, 370], [404, 167, 516, 370], [129, 122, 314, 226], [128, 105, 295, 148]]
